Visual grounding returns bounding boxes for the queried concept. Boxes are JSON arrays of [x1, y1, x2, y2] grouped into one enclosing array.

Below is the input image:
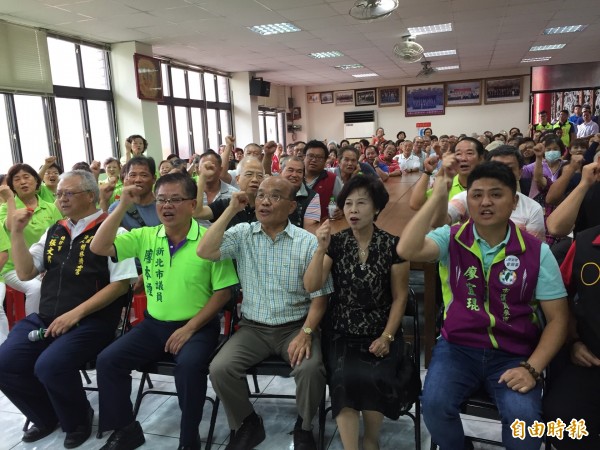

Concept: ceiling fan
[[417, 61, 437, 77], [349, 0, 399, 21], [393, 35, 424, 63]]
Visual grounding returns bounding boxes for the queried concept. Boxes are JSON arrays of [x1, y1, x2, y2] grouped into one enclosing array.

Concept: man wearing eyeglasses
[[303, 140, 343, 220], [0, 170, 137, 449], [197, 176, 333, 450], [91, 172, 239, 450]]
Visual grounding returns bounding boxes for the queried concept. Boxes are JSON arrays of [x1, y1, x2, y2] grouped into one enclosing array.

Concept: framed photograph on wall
[[307, 92, 320, 103], [334, 90, 354, 106], [355, 88, 377, 106], [562, 90, 582, 115], [484, 77, 522, 104], [445, 80, 481, 106], [378, 87, 401, 106], [133, 53, 164, 101], [320, 91, 333, 104], [405, 84, 445, 117], [292, 107, 302, 120]]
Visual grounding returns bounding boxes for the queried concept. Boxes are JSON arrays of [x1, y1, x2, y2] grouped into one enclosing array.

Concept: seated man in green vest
[[397, 162, 569, 450], [91, 172, 239, 450]]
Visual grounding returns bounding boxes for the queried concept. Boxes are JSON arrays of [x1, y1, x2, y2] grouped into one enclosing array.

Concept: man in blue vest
[[397, 162, 568, 450]]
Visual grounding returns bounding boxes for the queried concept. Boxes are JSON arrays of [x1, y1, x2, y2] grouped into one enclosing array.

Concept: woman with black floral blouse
[[304, 175, 410, 450]]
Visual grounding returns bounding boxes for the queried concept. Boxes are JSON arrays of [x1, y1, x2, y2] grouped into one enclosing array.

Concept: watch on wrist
[[382, 332, 394, 342], [420, 169, 433, 176], [303, 327, 313, 336]]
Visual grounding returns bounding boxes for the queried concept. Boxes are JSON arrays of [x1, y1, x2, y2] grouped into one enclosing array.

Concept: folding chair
[[316, 287, 422, 450], [5, 286, 26, 330]]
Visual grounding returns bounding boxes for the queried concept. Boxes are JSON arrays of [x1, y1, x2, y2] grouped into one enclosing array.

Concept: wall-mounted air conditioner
[[343, 110, 377, 139]]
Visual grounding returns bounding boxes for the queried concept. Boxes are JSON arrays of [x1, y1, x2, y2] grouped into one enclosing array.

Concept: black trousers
[[97, 312, 219, 446], [0, 313, 114, 431]]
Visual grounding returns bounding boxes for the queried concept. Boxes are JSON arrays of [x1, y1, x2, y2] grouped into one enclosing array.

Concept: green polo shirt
[[113, 220, 238, 321], [0, 226, 9, 283], [0, 195, 63, 274], [39, 184, 57, 204], [426, 174, 466, 200]]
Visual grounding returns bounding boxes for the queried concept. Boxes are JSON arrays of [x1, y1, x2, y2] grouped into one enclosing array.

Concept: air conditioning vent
[[343, 110, 377, 138], [344, 110, 376, 123]]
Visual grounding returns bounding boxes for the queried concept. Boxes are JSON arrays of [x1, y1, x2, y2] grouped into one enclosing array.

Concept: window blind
[[0, 21, 53, 93]]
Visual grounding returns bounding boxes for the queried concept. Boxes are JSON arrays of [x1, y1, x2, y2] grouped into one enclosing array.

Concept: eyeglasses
[[256, 193, 289, 203], [305, 154, 325, 161], [155, 197, 193, 205], [56, 190, 89, 199]]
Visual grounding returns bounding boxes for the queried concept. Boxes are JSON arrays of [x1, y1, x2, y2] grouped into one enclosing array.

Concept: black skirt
[[324, 332, 406, 420]]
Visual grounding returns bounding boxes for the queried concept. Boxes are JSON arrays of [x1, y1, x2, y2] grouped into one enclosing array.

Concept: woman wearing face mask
[[521, 135, 572, 245]]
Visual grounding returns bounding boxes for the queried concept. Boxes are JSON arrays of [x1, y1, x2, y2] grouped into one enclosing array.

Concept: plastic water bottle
[[328, 196, 337, 220]]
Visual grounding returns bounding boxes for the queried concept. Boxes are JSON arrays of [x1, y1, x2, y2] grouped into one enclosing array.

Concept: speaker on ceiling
[[250, 77, 271, 97]]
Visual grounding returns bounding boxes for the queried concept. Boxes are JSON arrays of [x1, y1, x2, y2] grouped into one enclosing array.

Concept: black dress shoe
[[293, 428, 317, 450], [225, 413, 266, 450], [22, 423, 58, 443], [99, 421, 145, 450], [64, 406, 94, 448]]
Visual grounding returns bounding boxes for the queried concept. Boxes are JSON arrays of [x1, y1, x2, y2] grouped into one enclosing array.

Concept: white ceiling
[[1, 0, 599, 86]]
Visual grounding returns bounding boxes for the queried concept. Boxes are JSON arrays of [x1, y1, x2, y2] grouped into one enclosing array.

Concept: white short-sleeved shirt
[[447, 191, 546, 241]]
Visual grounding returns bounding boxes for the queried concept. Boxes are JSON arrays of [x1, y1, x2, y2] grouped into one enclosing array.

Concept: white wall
[[288, 69, 531, 142]]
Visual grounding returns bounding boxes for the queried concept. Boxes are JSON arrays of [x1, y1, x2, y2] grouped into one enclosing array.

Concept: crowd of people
[[0, 111, 598, 450]]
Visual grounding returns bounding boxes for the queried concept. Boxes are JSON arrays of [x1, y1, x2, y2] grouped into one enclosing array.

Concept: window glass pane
[[161, 64, 170, 97], [88, 100, 114, 163], [171, 68, 186, 98], [14, 95, 50, 167], [190, 108, 205, 154], [188, 71, 202, 100], [266, 115, 277, 142], [158, 105, 172, 157], [219, 110, 231, 141], [206, 109, 219, 150], [80, 45, 108, 90], [217, 76, 230, 102], [47, 37, 80, 87], [278, 112, 286, 147], [258, 115, 265, 145], [54, 97, 86, 170], [174, 106, 190, 159], [0, 95, 13, 173], [204, 73, 216, 102]]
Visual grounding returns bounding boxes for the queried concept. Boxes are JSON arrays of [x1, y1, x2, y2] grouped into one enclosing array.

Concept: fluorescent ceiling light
[[529, 44, 566, 51], [543, 25, 587, 34], [335, 64, 364, 70], [521, 57, 552, 62], [309, 51, 344, 58], [352, 73, 379, 78], [408, 23, 452, 36], [423, 49, 456, 57], [248, 23, 301, 35], [436, 65, 459, 71]]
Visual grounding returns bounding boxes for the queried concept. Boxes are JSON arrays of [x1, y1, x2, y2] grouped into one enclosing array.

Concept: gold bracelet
[[381, 332, 394, 342], [519, 361, 541, 381]]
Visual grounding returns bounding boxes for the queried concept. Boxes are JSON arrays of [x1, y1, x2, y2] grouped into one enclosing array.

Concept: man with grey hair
[[195, 156, 264, 229], [0, 170, 137, 449]]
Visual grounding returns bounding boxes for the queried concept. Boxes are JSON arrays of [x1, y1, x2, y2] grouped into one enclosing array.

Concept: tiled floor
[[0, 366, 520, 450]]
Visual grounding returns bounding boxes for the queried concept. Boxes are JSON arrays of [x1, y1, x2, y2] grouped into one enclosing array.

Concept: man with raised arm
[[0, 171, 137, 449], [91, 173, 238, 450], [197, 177, 332, 450], [397, 162, 568, 450]]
